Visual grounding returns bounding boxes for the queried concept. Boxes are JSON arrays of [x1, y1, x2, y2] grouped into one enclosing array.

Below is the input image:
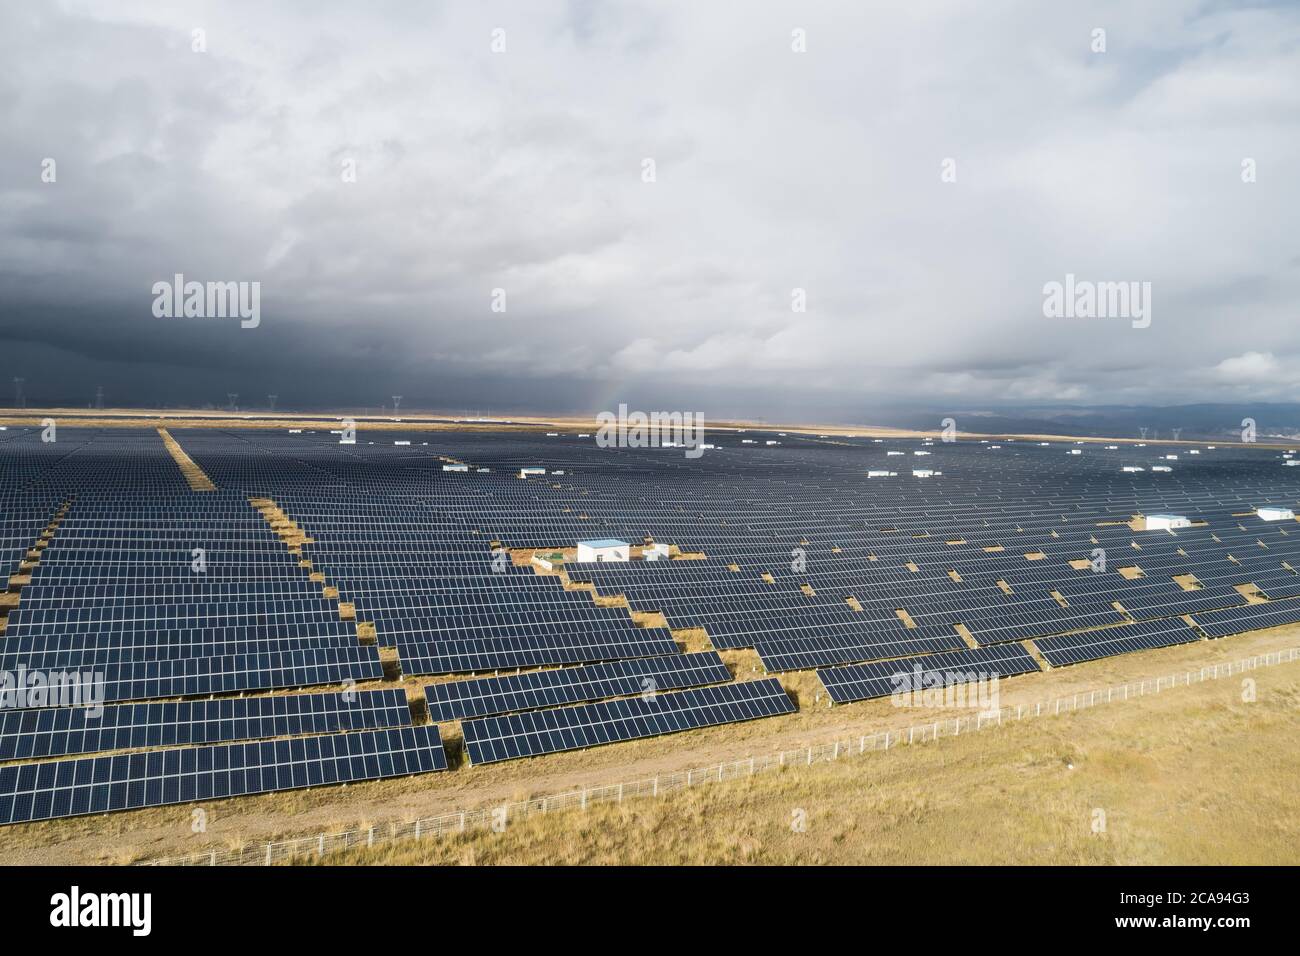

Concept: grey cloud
[[1, 0, 1298, 416]]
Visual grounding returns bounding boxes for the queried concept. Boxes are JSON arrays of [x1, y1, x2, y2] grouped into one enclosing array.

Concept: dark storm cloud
[[1, 1, 1298, 417]]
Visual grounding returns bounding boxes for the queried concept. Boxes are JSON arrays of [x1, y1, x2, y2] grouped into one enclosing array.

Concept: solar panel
[[424, 652, 731, 721], [1192, 599, 1300, 638], [0, 726, 447, 826], [461, 678, 794, 764], [0, 648, 384, 707], [755, 631, 968, 672], [1034, 618, 1200, 666], [0, 689, 411, 761], [397, 629, 680, 676], [817, 644, 1040, 704]]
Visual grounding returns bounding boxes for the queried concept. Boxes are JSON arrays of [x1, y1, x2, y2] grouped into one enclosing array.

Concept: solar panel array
[[0, 725, 446, 825], [424, 652, 732, 721], [0, 689, 411, 761], [461, 678, 795, 765], [1, 422, 1298, 818], [817, 644, 1040, 704], [1034, 618, 1200, 666]]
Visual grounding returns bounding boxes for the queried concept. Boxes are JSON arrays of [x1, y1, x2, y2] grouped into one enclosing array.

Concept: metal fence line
[[141, 645, 1300, 866]]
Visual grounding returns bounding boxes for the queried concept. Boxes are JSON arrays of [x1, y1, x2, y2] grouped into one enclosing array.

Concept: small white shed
[[1257, 506, 1295, 522], [1144, 514, 1190, 531], [576, 539, 630, 563]]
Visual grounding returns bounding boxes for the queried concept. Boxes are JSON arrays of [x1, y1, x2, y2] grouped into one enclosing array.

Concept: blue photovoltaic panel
[[424, 652, 731, 721], [461, 678, 794, 765], [0, 725, 447, 826], [397, 629, 680, 676], [1034, 618, 1200, 666], [0, 689, 411, 761], [1192, 599, 1300, 638], [0, 648, 384, 707], [817, 643, 1040, 704], [755, 631, 969, 673]]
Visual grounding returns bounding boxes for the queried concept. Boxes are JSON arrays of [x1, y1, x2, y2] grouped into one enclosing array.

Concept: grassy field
[[306, 655, 1300, 865]]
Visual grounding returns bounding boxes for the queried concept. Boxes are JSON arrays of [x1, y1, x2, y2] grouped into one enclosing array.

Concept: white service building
[[1257, 506, 1295, 522], [1144, 513, 1191, 531], [576, 539, 630, 563]]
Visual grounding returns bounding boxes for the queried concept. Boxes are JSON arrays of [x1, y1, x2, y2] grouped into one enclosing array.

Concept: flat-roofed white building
[[1143, 513, 1191, 531], [1257, 506, 1295, 521], [643, 542, 671, 561], [576, 539, 630, 563]]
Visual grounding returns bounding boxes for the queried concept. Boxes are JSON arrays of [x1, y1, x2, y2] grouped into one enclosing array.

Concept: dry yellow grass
[[304, 659, 1300, 865], [156, 428, 216, 491]]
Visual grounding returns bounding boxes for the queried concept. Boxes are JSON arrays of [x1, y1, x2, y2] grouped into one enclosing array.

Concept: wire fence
[[142, 645, 1300, 866]]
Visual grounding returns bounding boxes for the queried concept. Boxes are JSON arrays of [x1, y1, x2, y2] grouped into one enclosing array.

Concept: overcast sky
[[1, 1, 1297, 419]]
